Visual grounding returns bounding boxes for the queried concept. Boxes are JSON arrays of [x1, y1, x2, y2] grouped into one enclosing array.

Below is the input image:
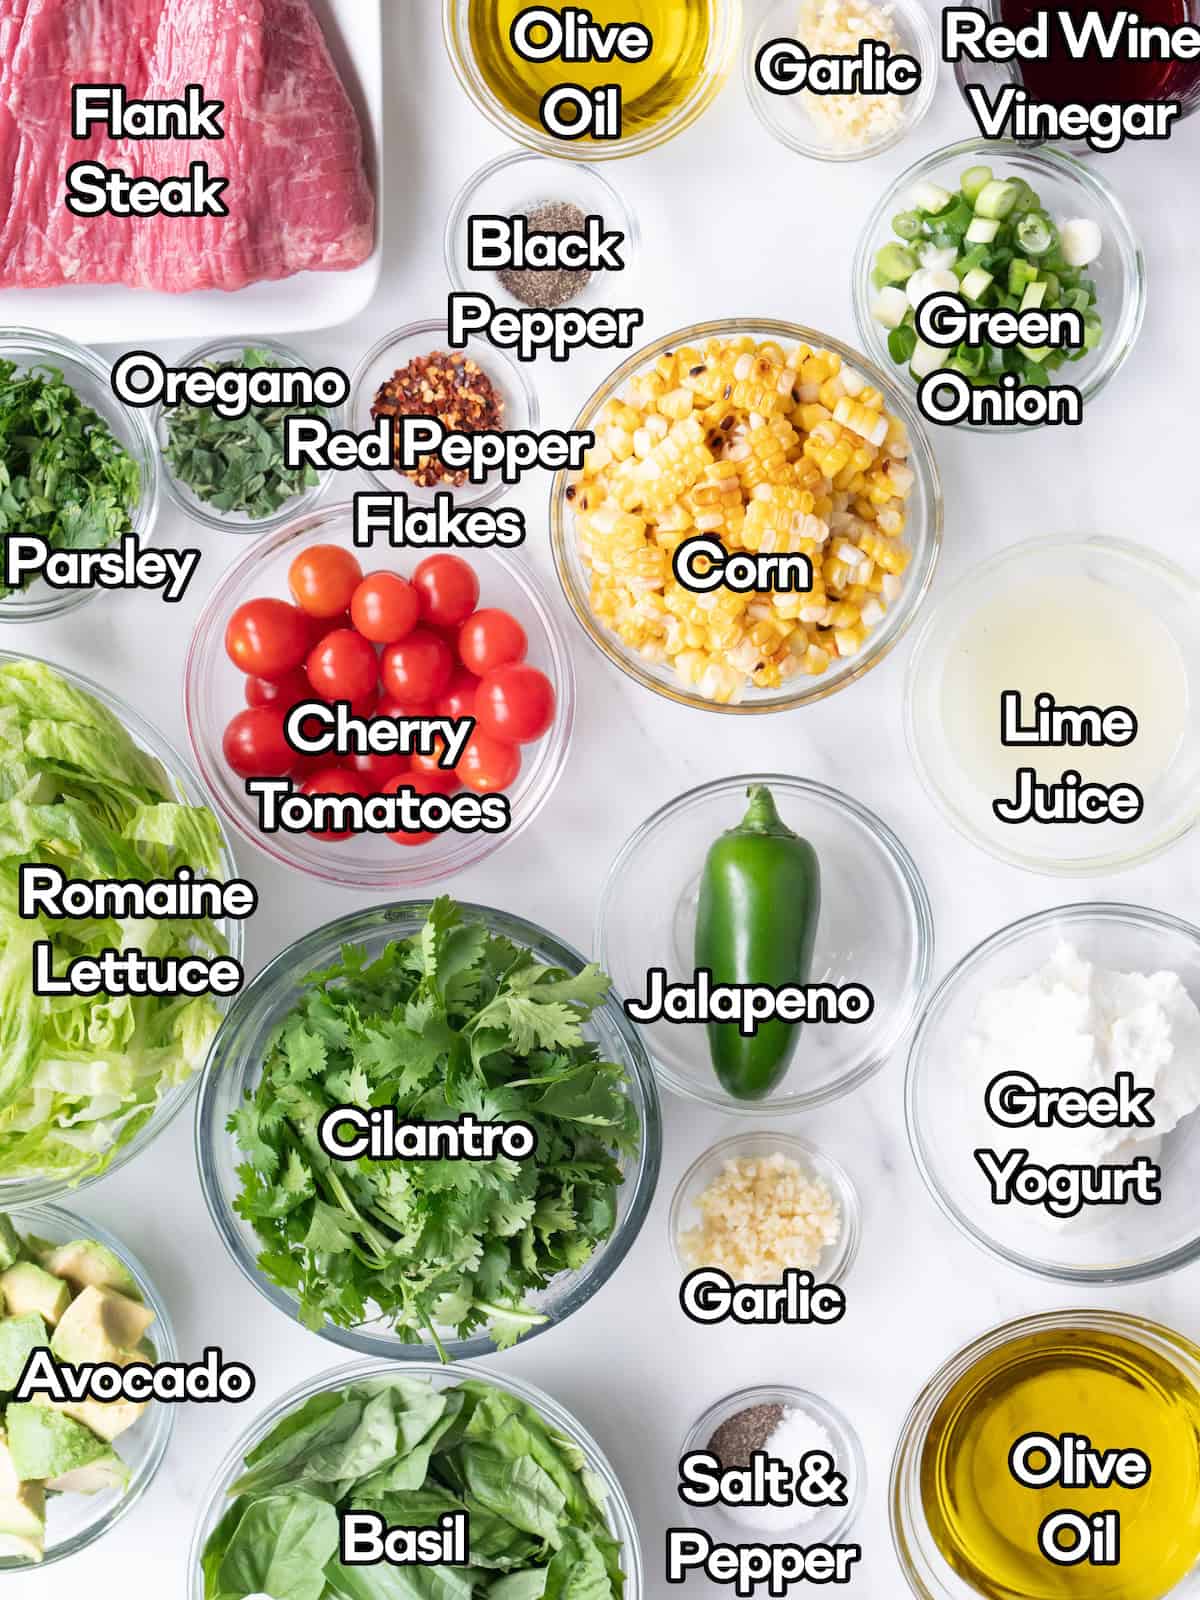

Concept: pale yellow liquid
[[940, 576, 1189, 794]]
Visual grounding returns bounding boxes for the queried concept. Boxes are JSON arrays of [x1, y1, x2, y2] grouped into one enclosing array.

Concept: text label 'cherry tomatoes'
[[301, 768, 370, 841]]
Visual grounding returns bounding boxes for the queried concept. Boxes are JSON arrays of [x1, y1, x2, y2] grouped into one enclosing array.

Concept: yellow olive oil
[[467, 1, 714, 142], [921, 1326, 1200, 1600]]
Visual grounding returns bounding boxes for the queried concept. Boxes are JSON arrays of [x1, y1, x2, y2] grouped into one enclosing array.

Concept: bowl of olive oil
[[892, 1311, 1200, 1600], [443, 0, 742, 159]]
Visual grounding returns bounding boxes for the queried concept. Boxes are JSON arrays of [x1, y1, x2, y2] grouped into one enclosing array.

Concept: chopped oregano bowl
[[196, 898, 662, 1361], [158, 338, 335, 534]]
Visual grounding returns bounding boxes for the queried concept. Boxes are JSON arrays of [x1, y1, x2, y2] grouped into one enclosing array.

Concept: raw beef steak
[[0, 0, 375, 292]]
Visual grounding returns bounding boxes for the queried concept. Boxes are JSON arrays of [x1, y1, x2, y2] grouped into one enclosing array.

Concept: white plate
[[0, 0, 383, 344]]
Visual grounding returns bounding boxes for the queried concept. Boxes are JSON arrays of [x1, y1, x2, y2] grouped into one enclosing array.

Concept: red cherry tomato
[[222, 706, 295, 779], [225, 599, 311, 679], [244, 668, 310, 709], [458, 609, 527, 677], [412, 555, 480, 630], [436, 668, 480, 721], [411, 735, 457, 779], [458, 729, 521, 793], [347, 749, 410, 785], [474, 664, 556, 744], [301, 768, 370, 841], [305, 609, 353, 649], [381, 628, 454, 704], [382, 771, 453, 847], [306, 628, 379, 705], [288, 545, 364, 619], [351, 571, 420, 644]]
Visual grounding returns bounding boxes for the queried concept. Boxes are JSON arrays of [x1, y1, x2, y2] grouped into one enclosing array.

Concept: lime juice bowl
[[196, 900, 662, 1360]]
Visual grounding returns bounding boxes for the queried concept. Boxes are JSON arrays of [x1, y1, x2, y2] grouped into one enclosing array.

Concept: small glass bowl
[[891, 1310, 1200, 1600], [0, 1203, 176, 1570], [744, 0, 937, 161], [348, 319, 538, 509], [596, 775, 934, 1113], [680, 1383, 866, 1545], [670, 1132, 861, 1287], [551, 320, 942, 714], [0, 649, 243, 1204], [155, 338, 339, 534], [188, 1357, 644, 1598], [444, 150, 641, 316], [907, 903, 1200, 1285], [905, 536, 1200, 875], [442, 0, 743, 162], [852, 139, 1146, 431], [196, 900, 662, 1360], [0, 328, 160, 623], [183, 501, 574, 889]]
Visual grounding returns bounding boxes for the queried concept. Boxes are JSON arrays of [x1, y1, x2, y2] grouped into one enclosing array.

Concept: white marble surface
[[16, 3, 1200, 1594]]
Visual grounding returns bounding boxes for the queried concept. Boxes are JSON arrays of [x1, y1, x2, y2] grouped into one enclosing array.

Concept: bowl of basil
[[195, 897, 661, 1361], [189, 1359, 643, 1600]]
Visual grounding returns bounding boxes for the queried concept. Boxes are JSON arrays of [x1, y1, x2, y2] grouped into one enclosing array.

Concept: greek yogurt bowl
[[907, 903, 1200, 1284]]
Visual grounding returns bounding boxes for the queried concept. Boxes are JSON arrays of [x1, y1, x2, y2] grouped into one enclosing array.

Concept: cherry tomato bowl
[[184, 503, 575, 888]]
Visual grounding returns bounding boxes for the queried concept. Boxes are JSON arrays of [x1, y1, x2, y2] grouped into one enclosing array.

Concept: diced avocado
[[0, 1316, 47, 1392], [41, 1240, 141, 1303], [6, 1404, 107, 1482], [50, 1286, 155, 1366], [0, 1218, 23, 1276], [0, 1264, 69, 1328], [47, 1451, 130, 1496], [33, 1386, 146, 1444], [0, 1431, 44, 1561]]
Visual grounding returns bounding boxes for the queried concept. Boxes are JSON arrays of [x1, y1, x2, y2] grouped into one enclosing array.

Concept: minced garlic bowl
[[550, 320, 941, 714]]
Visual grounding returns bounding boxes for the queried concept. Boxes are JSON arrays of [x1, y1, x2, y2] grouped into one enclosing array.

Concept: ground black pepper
[[497, 200, 593, 310], [707, 1404, 785, 1470], [371, 350, 503, 489]]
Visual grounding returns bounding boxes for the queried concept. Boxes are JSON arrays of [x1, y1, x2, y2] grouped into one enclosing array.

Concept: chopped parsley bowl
[[0, 654, 242, 1200], [0, 332, 160, 622], [197, 899, 661, 1360]]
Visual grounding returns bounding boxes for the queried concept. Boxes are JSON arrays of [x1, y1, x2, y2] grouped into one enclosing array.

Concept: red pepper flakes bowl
[[349, 318, 539, 509], [183, 501, 575, 889]]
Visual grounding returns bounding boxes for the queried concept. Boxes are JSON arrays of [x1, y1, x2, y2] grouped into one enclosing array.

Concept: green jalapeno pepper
[[694, 784, 821, 1100]]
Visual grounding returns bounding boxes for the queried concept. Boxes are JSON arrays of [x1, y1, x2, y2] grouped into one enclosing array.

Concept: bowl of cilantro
[[195, 897, 661, 1360], [0, 328, 160, 622]]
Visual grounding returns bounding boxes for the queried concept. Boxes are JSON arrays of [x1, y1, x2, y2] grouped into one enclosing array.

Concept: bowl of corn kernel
[[550, 320, 942, 711]]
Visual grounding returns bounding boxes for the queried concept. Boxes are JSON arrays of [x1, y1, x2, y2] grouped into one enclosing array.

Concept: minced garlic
[[796, 0, 907, 150], [679, 1152, 842, 1282]]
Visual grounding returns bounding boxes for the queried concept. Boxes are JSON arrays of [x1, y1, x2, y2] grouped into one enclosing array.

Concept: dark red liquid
[[998, 0, 1200, 104]]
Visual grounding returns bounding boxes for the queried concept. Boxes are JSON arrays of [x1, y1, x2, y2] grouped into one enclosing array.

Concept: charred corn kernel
[[834, 396, 889, 447], [570, 334, 915, 700]]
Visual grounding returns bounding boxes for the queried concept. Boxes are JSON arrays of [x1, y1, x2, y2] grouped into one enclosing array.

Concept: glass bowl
[[550, 319, 942, 714], [907, 902, 1200, 1285], [891, 1310, 1200, 1600], [442, 0, 742, 161], [905, 536, 1200, 875], [195, 900, 662, 1360], [0, 1202, 176, 1570], [680, 1383, 865, 1545], [744, 0, 937, 161], [669, 1131, 861, 1287], [444, 150, 641, 315], [188, 1357, 644, 1599], [183, 501, 575, 889], [596, 775, 934, 1113], [852, 139, 1146, 431], [348, 319, 538, 508], [0, 328, 160, 623], [155, 338, 339, 534], [0, 648, 243, 1205]]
